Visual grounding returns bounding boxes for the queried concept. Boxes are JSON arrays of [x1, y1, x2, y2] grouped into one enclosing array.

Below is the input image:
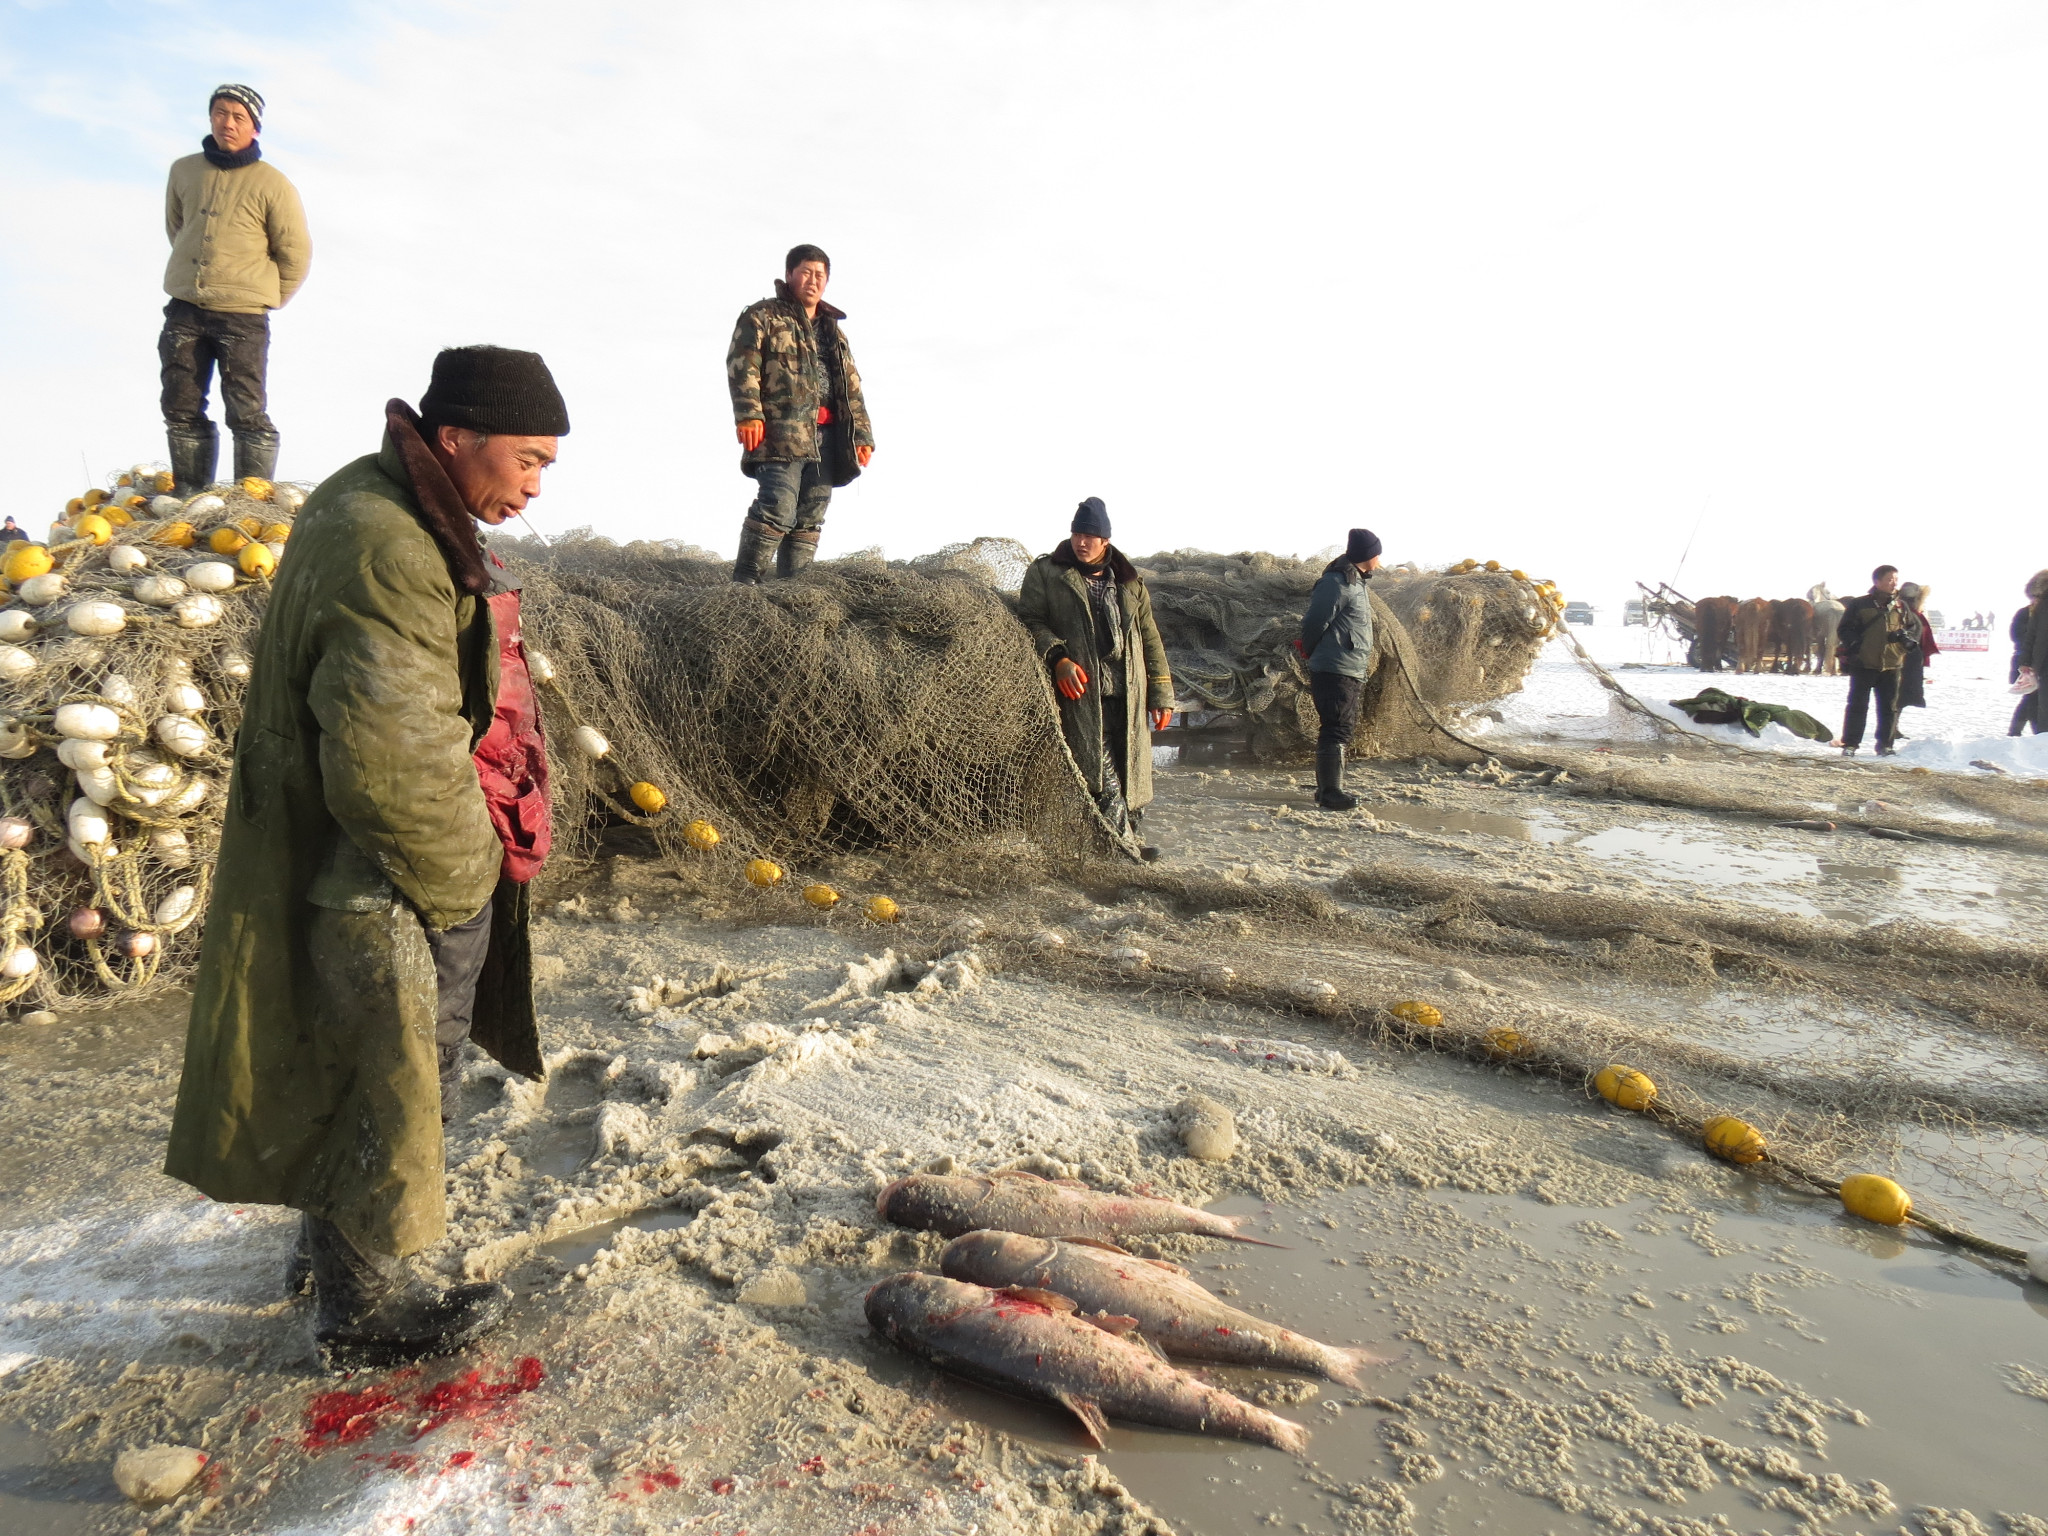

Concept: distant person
[[166, 346, 567, 1369], [159, 84, 311, 495], [724, 244, 874, 582], [1297, 528, 1382, 810], [0, 517, 19, 541], [1017, 498, 1175, 854], [1894, 581, 1939, 734], [2011, 571, 2048, 736], [1834, 564, 1912, 756]]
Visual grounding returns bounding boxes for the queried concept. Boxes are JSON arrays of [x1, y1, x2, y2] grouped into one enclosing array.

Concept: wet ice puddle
[[845, 1181, 2046, 1535]]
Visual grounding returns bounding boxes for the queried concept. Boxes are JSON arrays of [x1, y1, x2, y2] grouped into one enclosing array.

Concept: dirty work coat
[[726, 279, 875, 473], [1016, 541, 1174, 813], [1300, 559, 1376, 679], [163, 151, 312, 313], [165, 402, 543, 1258]]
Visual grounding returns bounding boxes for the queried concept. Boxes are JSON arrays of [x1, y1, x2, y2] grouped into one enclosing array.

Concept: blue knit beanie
[[1346, 528, 1382, 564], [1071, 497, 1111, 538]]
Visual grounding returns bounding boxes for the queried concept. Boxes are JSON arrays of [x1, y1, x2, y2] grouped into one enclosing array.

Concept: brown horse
[[1733, 598, 1773, 672], [1692, 595, 1738, 671], [1771, 598, 1815, 673]]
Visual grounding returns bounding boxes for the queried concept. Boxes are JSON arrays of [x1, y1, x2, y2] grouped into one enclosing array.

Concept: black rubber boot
[[310, 1215, 510, 1371], [232, 429, 280, 484], [731, 517, 783, 585], [167, 428, 218, 498], [1314, 745, 1358, 811], [775, 528, 820, 578], [286, 1213, 314, 1298]]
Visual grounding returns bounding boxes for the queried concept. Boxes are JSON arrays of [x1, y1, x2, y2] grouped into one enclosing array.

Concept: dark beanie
[[419, 346, 571, 437], [1071, 497, 1111, 538], [209, 83, 264, 130], [1346, 527, 1383, 564]]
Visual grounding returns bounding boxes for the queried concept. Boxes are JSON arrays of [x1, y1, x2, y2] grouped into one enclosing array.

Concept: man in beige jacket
[[160, 84, 311, 493]]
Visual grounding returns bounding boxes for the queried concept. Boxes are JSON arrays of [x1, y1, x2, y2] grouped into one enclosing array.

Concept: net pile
[[0, 466, 294, 1009], [1134, 551, 1561, 758]]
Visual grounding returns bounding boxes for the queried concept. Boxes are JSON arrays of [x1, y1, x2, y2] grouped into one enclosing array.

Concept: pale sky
[[3, 0, 2043, 620]]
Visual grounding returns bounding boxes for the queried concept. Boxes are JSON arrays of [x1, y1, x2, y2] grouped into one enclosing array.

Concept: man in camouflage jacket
[[724, 244, 874, 582]]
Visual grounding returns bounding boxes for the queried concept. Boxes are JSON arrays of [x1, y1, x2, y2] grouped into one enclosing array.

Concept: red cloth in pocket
[[474, 588, 551, 882]]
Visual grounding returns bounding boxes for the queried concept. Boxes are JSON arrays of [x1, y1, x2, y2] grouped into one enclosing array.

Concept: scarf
[[201, 134, 263, 170]]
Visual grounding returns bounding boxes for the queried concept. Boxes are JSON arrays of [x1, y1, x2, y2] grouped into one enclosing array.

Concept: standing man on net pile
[[1018, 498, 1175, 855], [725, 244, 875, 582], [166, 346, 565, 1369], [1298, 528, 1381, 811], [1834, 563, 1913, 757], [159, 84, 312, 494]]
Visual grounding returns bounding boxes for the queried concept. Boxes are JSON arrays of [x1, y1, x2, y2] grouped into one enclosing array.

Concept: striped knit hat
[[209, 83, 264, 130]]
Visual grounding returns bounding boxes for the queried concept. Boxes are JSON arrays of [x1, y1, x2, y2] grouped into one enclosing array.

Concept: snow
[[1481, 621, 2048, 778]]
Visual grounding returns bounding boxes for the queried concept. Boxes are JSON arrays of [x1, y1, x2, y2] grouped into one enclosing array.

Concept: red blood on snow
[[301, 1358, 546, 1452]]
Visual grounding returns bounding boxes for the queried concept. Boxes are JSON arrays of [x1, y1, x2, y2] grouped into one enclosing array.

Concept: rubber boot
[[285, 1213, 313, 1298], [731, 517, 783, 585], [167, 427, 218, 498], [310, 1214, 510, 1371], [775, 527, 820, 578], [1314, 745, 1358, 811], [232, 430, 280, 485]]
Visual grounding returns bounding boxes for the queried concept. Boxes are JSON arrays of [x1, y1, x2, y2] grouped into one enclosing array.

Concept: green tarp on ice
[[1668, 685, 1832, 741]]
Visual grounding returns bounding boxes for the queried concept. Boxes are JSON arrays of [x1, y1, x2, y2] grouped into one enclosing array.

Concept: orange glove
[[855, 444, 873, 468], [1150, 709, 1173, 732], [737, 420, 765, 452], [1054, 658, 1089, 700]]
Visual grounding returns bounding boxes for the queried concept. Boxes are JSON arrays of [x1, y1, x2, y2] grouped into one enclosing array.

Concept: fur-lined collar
[[382, 400, 492, 596], [772, 278, 846, 321], [1050, 539, 1138, 584]]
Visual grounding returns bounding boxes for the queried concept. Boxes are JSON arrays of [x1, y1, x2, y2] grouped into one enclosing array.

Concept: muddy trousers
[[734, 456, 832, 580], [157, 298, 277, 484], [426, 902, 493, 1113], [1840, 665, 1901, 750], [1309, 671, 1364, 748], [1096, 704, 1131, 837]]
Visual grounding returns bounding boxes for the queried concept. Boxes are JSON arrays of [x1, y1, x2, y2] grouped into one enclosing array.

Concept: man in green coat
[[1017, 498, 1174, 852], [165, 346, 568, 1369]]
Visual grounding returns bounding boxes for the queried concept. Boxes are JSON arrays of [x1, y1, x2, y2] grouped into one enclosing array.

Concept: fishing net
[[1137, 551, 1560, 759], [0, 465, 292, 1010]]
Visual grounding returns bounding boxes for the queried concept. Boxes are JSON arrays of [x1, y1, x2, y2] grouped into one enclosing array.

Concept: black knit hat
[[419, 346, 570, 437], [1071, 497, 1111, 538], [1346, 527, 1382, 564]]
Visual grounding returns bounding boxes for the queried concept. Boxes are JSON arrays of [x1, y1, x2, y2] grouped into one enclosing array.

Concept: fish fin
[[1216, 1213, 1288, 1248], [1056, 1393, 1110, 1448], [1322, 1345, 1387, 1391], [991, 1169, 1047, 1183], [1064, 1237, 1133, 1255], [1082, 1311, 1142, 1337], [1140, 1257, 1191, 1276], [997, 1286, 1077, 1313]]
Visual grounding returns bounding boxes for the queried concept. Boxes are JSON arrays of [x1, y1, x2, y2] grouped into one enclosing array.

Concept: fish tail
[[1211, 1213, 1288, 1247], [1259, 1412, 1311, 1457], [1322, 1345, 1383, 1390]]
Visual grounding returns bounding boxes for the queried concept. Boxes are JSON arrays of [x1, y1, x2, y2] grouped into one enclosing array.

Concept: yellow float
[[1483, 1025, 1526, 1059], [744, 858, 784, 888], [1702, 1115, 1767, 1165], [1594, 1064, 1656, 1112], [864, 895, 901, 923], [802, 883, 840, 909], [75, 512, 113, 545], [1388, 1000, 1443, 1028], [3, 545, 53, 584], [209, 526, 249, 555], [628, 781, 667, 814], [241, 477, 274, 501], [1838, 1173, 1911, 1225], [152, 521, 196, 549], [682, 819, 720, 851], [238, 541, 276, 578]]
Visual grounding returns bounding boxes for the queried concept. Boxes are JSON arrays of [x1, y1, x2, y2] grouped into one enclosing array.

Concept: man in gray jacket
[[160, 84, 312, 493], [1299, 528, 1381, 810]]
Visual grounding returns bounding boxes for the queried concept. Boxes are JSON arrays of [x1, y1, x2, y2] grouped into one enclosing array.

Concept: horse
[[1771, 598, 1815, 673], [1733, 598, 1773, 673], [1692, 595, 1738, 671], [1807, 583, 1843, 675]]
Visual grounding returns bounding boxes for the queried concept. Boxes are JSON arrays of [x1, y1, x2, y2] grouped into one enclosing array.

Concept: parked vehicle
[[1564, 601, 1596, 626]]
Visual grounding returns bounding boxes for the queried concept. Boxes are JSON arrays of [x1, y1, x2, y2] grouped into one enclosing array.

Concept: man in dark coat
[[165, 346, 566, 1369], [1834, 564, 1912, 756], [724, 244, 875, 582], [2012, 570, 2048, 735], [1298, 528, 1381, 810], [1017, 498, 1174, 850]]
